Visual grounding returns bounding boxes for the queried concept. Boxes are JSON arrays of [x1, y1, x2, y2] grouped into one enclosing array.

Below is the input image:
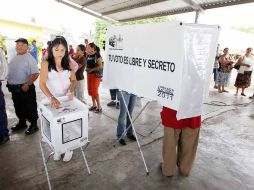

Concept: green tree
[[93, 16, 169, 49], [0, 34, 7, 53], [232, 26, 254, 34], [93, 20, 110, 49], [123, 16, 169, 25]]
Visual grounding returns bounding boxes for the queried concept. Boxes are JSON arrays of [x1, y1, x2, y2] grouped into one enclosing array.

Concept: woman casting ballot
[[39, 36, 77, 162], [40, 36, 77, 109]]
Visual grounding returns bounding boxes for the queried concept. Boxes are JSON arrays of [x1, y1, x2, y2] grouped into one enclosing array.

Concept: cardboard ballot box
[[39, 96, 88, 154]]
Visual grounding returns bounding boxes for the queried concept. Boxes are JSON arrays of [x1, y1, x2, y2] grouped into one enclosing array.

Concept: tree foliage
[[123, 16, 169, 25], [93, 20, 110, 49], [0, 34, 7, 53], [232, 26, 254, 34]]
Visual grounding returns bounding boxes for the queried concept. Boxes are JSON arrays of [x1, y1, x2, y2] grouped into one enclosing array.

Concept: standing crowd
[[213, 44, 254, 98]]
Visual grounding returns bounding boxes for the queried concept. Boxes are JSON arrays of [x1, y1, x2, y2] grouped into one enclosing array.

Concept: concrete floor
[[0, 74, 254, 190]]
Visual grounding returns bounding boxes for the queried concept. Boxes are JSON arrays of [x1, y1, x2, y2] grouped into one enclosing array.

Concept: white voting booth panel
[[103, 21, 220, 119], [39, 96, 88, 154]]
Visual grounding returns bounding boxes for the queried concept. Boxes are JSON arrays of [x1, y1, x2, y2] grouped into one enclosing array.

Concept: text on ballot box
[[39, 96, 89, 154]]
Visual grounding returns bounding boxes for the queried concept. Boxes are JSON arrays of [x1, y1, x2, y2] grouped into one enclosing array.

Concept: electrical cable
[[203, 100, 254, 107], [88, 99, 254, 139]]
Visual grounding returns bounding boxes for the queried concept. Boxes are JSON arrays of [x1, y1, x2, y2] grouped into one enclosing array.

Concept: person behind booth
[[69, 45, 75, 58], [213, 44, 220, 89], [29, 39, 38, 64], [7, 38, 39, 135], [86, 42, 103, 113], [39, 36, 77, 162], [117, 91, 137, 145], [0, 48, 9, 144], [160, 107, 201, 177], [73, 44, 87, 102]]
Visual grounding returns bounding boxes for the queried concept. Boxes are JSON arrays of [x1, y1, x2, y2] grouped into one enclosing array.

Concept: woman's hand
[[67, 89, 73, 100], [86, 68, 95, 73], [50, 96, 61, 109]]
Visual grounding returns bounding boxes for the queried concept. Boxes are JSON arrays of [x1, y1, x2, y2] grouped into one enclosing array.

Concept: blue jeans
[[213, 68, 219, 83], [109, 89, 118, 100], [117, 91, 137, 138], [0, 84, 9, 139]]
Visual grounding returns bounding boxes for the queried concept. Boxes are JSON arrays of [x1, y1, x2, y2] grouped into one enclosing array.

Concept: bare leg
[[95, 96, 101, 109], [218, 85, 222, 93], [222, 85, 228, 93], [235, 87, 239, 95], [92, 97, 96, 107], [241, 88, 246, 96]]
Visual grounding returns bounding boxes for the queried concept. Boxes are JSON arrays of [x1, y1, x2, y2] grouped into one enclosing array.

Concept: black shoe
[[119, 139, 126, 145], [94, 107, 102, 113], [89, 106, 97, 111], [127, 135, 136, 141], [241, 92, 246, 96], [25, 125, 39, 135], [0, 136, 10, 145], [116, 102, 120, 109], [11, 121, 27, 131], [107, 101, 116, 107]]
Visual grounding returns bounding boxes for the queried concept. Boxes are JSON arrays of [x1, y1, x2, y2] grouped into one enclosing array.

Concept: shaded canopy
[[57, 0, 254, 22]]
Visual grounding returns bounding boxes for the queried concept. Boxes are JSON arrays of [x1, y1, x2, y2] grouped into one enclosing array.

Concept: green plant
[[0, 34, 7, 53]]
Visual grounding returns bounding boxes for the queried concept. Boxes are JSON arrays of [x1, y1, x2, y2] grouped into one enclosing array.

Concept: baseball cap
[[15, 38, 28, 45]]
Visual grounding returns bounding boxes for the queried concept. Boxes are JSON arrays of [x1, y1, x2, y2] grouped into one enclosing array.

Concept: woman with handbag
[[217, 48, 234, 93], [86, 43, 103, 113], [234, 47, 254, 96]]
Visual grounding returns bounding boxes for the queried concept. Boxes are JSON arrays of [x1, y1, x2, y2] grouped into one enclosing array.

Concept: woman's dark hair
[[78, 44, 86, 55], [89, 42, 100, 53], [47, 36, 70, 71]]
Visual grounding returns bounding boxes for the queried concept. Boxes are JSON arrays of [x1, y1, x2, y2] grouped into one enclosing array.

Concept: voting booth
[[103, 21, 220, 174], [39, 96, 89, 154], [103, 21, 220, 119]]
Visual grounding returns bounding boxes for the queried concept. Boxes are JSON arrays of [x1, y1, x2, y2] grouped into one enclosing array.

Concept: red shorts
[[87, 73, 100, 99]]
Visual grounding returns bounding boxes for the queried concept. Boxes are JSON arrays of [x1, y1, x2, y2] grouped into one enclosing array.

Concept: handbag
[[95, 69, 103, 78], [234, 56, 244, 70], [87, 54, 104, 78]]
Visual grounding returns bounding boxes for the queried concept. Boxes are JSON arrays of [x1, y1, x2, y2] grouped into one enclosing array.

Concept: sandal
[[94, 108, 102, 113], [249, 95, 254, 99], [89, 106, 97, 111]]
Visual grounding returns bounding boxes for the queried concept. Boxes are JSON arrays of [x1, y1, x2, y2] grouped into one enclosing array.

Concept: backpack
[[94, 54, 103, 78], [87, 54, 103, 78]]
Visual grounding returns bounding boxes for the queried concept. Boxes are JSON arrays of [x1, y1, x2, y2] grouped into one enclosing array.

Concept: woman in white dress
[[234, 48, 254, 96], [39, 36, 77, 162]]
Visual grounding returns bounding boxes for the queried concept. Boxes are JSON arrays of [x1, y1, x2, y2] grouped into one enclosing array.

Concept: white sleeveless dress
[[46, 69, 70, 97]]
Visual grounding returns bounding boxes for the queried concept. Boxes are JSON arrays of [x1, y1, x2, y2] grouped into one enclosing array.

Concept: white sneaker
[[63, 150, 73, 162], [234, 93, 238, 96], [53, 152, 61, 161]]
